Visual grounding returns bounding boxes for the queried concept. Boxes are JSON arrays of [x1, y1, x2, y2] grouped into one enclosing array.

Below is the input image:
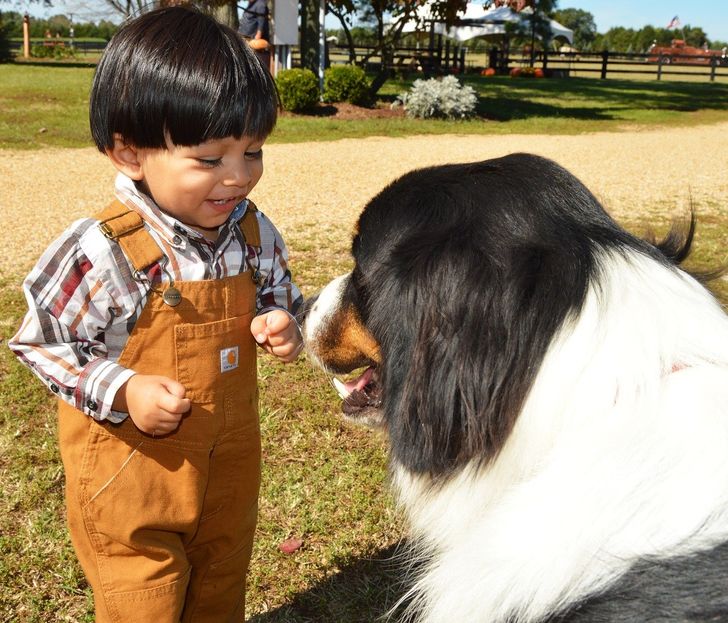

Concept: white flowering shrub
[[393, 75, 478, 120]]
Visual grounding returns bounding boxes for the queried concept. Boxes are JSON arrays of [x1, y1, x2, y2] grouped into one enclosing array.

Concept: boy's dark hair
[[89, 6, 278, 152]]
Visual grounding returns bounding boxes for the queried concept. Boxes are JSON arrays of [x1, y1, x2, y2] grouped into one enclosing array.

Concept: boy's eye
[[197, 158, 222, 167], [245, 149, 263, 160]]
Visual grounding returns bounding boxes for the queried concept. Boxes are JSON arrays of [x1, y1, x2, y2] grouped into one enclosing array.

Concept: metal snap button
[[163, 286, 182, 307]]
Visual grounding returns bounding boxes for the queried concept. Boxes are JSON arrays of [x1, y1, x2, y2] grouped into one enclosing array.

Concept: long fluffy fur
[[304, 153, 728, 622]]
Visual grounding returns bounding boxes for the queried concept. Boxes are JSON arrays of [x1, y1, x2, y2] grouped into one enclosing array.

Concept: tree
[[97, 0, 146, 20], [200, 0, 238, 29], [326, 0, 468, 97], [676, 25, 708, 48], [590, 23, 710, 53], [552, 7, 595, 50], [504, 0, 557, 66], [299, 0, 321, 75], [0, 11, 12, 62]]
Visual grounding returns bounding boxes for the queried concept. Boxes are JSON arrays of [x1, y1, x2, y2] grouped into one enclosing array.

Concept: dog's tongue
[[333, 366, 375, 399]]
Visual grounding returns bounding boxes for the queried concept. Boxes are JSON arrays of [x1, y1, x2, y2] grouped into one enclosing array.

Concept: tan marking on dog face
[[316, 303, 381, 372]]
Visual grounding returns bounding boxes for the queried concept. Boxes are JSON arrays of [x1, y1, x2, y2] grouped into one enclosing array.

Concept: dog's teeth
[[333, 377, 349, 399]]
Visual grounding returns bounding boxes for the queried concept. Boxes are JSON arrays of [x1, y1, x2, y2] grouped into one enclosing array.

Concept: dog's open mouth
[[332, 366, 383, 427]]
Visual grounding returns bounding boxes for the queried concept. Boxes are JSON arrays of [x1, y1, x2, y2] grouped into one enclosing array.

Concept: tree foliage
[[1, 10, 118, 39], [0, 11, 13, 62], [592, 24, 711, 53], [327, 0, 467, 95], [552, 7, 595, 49]]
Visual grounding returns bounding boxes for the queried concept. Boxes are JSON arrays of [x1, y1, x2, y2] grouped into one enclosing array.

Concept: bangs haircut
[[89, 6, 278, 152]]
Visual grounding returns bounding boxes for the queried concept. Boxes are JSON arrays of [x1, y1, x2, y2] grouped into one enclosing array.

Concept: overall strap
[[97, 200, 164, 273], [240, 200, 261, 247], [97, 199, 261, 272]]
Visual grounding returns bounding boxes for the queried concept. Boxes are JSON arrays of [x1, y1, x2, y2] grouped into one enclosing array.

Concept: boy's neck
[[193, 225, 222, 242]]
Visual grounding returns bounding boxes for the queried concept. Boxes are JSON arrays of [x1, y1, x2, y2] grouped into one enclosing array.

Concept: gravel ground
[[2, 122, 727, 277]]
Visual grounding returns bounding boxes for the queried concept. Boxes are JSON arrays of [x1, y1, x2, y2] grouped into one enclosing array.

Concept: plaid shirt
[[9, 173, 303, 423]]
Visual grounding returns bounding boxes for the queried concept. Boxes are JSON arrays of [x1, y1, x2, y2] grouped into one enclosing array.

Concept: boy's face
[[130, 135, 265, 238]]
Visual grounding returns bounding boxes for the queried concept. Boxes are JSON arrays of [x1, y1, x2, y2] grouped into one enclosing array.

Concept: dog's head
[[304, 153, 687, 479]]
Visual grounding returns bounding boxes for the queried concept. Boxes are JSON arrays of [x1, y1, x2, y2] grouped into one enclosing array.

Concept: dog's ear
[[372, 228, 590, 478]]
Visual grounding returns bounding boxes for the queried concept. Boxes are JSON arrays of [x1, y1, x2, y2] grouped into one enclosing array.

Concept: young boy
[[9, 7, 303, 622]]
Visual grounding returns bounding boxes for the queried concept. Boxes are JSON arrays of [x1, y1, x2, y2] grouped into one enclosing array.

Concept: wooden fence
[[320, 45, 728, 83], [10, 38, 728, 82], [524, 50, 728, 82]]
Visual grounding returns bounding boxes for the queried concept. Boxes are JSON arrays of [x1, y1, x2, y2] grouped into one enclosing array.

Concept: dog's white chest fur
[[391, 254, 728, 622], [303, 154, 728, 623]]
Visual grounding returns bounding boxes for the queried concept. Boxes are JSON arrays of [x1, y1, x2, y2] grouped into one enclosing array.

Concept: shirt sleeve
[[8, 221, 136, 422], [253, 211, 304, 321]]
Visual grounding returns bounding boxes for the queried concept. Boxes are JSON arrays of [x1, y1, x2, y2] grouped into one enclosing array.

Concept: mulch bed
[[282, 102, 406, 120]]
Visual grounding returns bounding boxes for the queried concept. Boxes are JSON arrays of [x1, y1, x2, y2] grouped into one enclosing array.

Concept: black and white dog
[[303, 154, 728, 622]]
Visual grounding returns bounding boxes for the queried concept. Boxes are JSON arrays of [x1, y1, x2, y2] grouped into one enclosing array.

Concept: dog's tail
[[644, 207, 726, 283]]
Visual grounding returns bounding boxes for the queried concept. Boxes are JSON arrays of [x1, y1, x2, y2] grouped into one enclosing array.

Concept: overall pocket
[[175, 311, 256, 404], [80, 425, 208, 595]]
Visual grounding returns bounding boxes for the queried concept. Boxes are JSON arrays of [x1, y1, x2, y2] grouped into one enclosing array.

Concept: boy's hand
[[251, 309, 303, 363], [117, 374, 191, 436]]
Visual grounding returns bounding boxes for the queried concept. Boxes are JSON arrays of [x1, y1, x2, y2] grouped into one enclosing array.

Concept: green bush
[[323, 64, 371, 106], [394, 75, 477, 119], [31, 43, 79, 60], [0, 17, 12, 63], [275, 68, 320, 113]]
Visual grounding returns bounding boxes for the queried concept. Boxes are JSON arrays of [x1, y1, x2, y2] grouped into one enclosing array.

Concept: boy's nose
[[225, 163, 252, 187]]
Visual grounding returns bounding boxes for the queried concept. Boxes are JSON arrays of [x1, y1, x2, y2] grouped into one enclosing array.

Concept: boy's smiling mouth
[[209, 195, 244, 209]]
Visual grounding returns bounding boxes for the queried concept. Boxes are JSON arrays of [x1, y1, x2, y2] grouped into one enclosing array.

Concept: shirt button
[[86, 400, 98, 411], [173, 235, 183, 245], [49, 383, 59, 393]]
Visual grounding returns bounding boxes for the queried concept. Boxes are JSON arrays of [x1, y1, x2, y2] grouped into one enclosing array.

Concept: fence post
[[710, 56, 717, 82], [657, 55, 664, 81], [23, 13, 31, 58], [600, 50, 608, 79], [542, 49, 548, 72], [459, 47, 466, 74]]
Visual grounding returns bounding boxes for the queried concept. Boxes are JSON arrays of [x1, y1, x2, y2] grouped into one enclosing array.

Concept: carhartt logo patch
[[220, 346, 239, 373]]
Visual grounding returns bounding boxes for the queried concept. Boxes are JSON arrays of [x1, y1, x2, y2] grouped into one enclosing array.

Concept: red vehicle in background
[[648, 39, 728, 65]]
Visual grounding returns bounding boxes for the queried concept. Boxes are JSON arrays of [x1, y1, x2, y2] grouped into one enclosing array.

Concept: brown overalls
[[58, 202, 262, 622]]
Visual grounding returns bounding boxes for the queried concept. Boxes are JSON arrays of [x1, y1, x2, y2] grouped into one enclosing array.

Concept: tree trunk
[[329, 6, 357, 64], [299, 0, 321, 75], [368, 45, 393, 97], [209, 0, 239, 30]]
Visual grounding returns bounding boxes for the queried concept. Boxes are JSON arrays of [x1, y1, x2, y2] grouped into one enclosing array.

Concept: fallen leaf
[[278, 537, 303, 554]]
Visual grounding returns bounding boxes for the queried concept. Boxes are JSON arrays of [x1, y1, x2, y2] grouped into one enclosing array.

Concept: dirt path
[[2, 123, 727, 276]]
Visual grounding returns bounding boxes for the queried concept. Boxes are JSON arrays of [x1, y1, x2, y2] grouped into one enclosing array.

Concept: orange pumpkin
[[248, 38, 270, 51]]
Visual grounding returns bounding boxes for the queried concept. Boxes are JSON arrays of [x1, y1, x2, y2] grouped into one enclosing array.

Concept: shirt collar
[[113, 172, 249, 248]]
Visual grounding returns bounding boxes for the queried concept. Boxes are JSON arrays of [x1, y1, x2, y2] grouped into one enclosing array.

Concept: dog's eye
[[349, 268, 369, 308]]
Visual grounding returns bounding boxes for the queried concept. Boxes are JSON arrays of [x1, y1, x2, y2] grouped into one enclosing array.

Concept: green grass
[[0, 240, 408, 621], [2, 213, 727, 621], [1, 64, 728, 149], [1, 61, 727, 620]]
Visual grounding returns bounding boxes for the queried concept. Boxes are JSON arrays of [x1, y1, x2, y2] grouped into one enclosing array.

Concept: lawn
[[1, 63, 728, 149], [1, 62, 727, 621]]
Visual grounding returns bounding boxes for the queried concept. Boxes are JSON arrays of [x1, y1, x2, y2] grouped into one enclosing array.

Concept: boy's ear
[[106, 134, 144, 180]]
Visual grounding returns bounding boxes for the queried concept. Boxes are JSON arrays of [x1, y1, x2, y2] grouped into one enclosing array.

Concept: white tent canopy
[[399, 3, 573, 44]]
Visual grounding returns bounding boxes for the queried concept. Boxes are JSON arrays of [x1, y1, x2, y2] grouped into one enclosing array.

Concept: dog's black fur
[[304, 153, 728, 623]]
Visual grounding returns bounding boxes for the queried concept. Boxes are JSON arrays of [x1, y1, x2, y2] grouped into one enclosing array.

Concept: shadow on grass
[[379, 76, 728, 123], [249, 543, 414, 623], [482, 78, 728, 121]]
